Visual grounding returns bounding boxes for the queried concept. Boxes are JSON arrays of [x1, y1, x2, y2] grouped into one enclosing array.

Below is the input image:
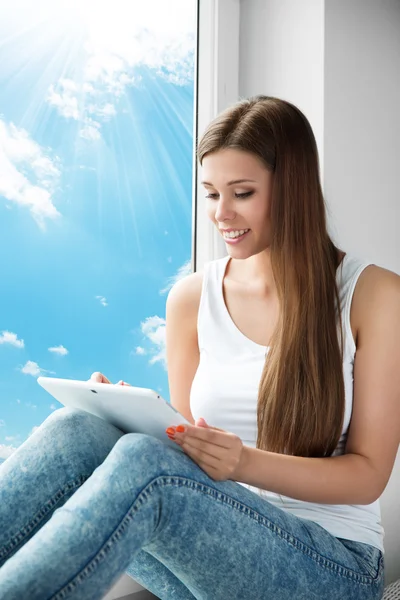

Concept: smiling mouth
[[221, 229, 251, 244], [221, 228, 250, 239]]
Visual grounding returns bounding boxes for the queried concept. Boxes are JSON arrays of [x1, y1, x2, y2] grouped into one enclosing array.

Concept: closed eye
[[205, 191, 254, 200]]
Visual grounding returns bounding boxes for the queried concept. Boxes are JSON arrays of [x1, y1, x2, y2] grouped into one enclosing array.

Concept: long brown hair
[[197, 95, 345, 458]]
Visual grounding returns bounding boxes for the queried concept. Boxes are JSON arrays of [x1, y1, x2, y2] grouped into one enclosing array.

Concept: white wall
[[239, 0, 400, 586], [239, 0, 325, 178], [324, 0, 400, 272]]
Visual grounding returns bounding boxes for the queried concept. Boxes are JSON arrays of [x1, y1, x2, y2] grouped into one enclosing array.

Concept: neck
[[227, 250, 277, 297]]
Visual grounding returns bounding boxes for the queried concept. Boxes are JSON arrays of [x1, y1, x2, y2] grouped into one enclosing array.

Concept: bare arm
[[165, 271, 203, 426], [235, 266, 400, 504]]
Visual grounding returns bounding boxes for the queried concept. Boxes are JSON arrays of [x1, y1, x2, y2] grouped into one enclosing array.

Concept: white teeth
[[223, 229, 249, 239]]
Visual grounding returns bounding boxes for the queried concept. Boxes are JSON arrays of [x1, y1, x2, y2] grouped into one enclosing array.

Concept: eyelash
[[205, 191, 254, 200]]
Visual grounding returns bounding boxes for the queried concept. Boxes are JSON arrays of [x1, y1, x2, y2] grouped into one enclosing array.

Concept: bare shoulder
[[354, 263, 400, 302], [166, 269, 204, 316], [352, 263, 400, 344]]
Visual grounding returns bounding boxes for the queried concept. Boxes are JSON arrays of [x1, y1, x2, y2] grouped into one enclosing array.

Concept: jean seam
[[338, 539, 384, 580], [50, 476, 380, 599], [0, 475, 88, 564], [179, 480, 381, 586], [356, 552, 384, 580]]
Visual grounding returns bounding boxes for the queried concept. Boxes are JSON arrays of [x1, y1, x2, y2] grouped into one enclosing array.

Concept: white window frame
[[192, 0, 240, 272]]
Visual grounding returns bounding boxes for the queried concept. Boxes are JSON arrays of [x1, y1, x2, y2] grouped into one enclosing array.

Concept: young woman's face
[[201, 148, 274, 258]]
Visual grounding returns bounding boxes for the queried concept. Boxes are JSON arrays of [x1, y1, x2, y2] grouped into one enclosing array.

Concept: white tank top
[[190, 253, 384, 553]]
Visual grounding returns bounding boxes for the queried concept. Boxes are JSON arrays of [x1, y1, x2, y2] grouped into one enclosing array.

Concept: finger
[[90, 372, 112, 384], [181, 425, 232, 449], [181, 437, 225, 461], [181, 440, 222, 470], [116, 380, 131, 386]]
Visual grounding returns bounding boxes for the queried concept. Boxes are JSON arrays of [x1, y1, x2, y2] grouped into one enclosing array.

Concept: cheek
[[254, 203, 270, 224]]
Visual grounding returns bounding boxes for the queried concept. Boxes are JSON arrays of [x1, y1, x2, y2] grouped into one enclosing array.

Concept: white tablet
[[37, 376, 192, 453]]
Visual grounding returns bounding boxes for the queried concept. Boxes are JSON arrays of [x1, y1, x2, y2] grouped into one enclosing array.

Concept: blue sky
[[0, 0, 197, 461]]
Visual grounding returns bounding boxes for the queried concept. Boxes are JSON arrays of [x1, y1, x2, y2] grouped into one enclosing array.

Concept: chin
[[227, 247, 255, 259]]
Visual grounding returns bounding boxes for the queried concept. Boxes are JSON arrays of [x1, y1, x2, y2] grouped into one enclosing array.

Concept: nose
[[214, 197, 236, 223]]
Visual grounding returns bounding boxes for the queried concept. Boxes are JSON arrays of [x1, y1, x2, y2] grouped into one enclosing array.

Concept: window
[[0, 0, 199, 463]]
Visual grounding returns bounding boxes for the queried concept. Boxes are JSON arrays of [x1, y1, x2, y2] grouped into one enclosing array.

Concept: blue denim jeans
[[0, 406, 384, 599]]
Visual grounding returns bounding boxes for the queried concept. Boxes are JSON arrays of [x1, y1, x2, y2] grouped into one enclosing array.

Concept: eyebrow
[[201, 179, 256, 187]]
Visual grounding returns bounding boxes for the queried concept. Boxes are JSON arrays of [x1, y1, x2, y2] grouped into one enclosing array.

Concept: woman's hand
[[166, 418, 244, 482], [89, 372, 131, 386]]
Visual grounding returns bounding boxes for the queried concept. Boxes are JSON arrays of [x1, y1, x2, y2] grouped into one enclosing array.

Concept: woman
[[0, 95, 399, 600]]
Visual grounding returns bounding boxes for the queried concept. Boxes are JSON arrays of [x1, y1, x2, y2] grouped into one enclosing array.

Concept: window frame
[[192, 0, 240, 272]]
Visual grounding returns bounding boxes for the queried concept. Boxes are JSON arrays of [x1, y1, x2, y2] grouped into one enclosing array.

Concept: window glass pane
[[0, 0, 197, 463]]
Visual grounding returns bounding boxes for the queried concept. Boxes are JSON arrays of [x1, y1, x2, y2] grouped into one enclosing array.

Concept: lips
[[220, 228, 250, 237], [222, 229, 251, 244]]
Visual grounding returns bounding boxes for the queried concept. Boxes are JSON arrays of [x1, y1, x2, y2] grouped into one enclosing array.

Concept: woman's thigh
[[112, 434, 384, 600]]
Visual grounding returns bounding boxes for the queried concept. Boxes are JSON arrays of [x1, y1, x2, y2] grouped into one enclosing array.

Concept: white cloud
[[48, 345, 69, 356], [88, 102, 116, 120], [160, 259, 192, 295], [0, 419, 5, 427], [46, 81, 80, 120], [96, 295, 108, 307], [78, 165, 96, 171], [20, 361, 43, 376], [133, 260, 193, 368], [30, 156, 60, 185], [0, 331, 24, 348], [140, 315, 166, 369], [44, 0, 195, 141], [81, 2, 196, 88], [16, 399, 21, 404], [50, 403, 57, 410], [0, 119, 61, 226], [58, 78, 78, 93], [83, 82, 96, 95], [79, 118, 101, 141], [0, 444, 17, 459]]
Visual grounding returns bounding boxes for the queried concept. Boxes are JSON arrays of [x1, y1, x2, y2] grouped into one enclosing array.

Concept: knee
[[111, 434, 170, 474], [43, 406, 97, 432], [41, 406, 123, 446], [38, 407, 124, 470]]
